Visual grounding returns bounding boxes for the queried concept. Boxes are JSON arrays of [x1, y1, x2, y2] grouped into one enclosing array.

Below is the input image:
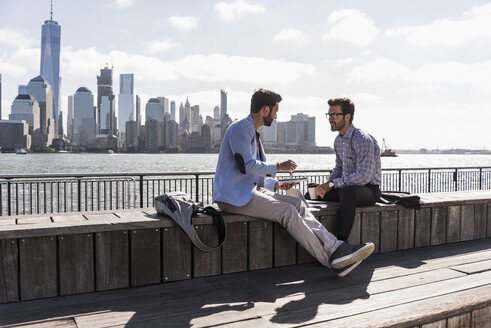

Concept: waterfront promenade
[[1, 190, 491, 326], [0, 239, 490, 327]]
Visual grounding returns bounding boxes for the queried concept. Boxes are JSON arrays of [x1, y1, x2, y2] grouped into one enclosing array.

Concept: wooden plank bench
[[0, 191, 490, 305]]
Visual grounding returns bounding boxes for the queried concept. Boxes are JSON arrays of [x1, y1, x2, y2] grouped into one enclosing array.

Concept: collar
[[340, 124, 356, 140]]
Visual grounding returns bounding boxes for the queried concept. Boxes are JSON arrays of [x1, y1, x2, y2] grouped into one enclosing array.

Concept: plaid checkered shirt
[[328, 124, 381, 188]]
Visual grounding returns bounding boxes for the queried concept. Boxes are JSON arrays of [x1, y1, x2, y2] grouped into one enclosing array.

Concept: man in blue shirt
[[316, 97, 382, 242], [214, 89, 375, 277]]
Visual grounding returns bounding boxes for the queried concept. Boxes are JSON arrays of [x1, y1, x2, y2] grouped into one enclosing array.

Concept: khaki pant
[[216, 188, 342, 268]]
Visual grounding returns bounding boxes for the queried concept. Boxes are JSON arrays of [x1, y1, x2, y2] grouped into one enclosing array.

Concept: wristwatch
[[328, 181, 334, 188]]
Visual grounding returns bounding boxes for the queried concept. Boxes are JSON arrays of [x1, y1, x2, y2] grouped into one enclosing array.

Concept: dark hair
[[328, 97, 355, 123], [250, 89, 282, 113]]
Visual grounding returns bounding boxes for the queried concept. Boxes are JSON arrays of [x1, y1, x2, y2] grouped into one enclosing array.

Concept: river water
[[0, 153, 490, 175]]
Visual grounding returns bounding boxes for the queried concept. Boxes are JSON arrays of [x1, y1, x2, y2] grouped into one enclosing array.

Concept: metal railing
[[1, 167, 491, 216]]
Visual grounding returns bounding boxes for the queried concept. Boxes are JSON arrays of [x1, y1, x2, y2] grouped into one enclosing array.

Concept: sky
[[1, 0, 491, 150]]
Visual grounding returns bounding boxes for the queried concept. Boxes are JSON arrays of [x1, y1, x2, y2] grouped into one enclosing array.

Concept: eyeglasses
[[325, 112, 345, 118]]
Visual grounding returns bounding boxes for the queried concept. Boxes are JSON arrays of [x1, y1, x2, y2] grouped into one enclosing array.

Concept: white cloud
[[109, 0, 135, 9], [273, 28, 309, 43], [323, 9, 379, 46], [385, 2, 491, 46], [214, 0, 266, 21], [144, 39, 180, 55], [0, 29, 37, 49], [167, 16, 198, 32], [347, 58, 409, 83], [60, 46, 315, 84], [348, 57, 491, 90]]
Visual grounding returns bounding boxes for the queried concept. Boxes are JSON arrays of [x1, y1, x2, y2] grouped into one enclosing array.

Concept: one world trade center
[[40, 1, 61, 136]]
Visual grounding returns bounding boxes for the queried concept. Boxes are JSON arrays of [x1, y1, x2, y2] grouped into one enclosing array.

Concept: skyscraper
[[40, 1, 61, 135], [0, 74, 2, 120], [73, 87, 96, 147], [170, 101, 176, 121], [27, 75, 55, 148], [220, 89, 227, 121], [97, 66, 116, 135], [118, 73, 134, 136], [67, 95, 74, 141]]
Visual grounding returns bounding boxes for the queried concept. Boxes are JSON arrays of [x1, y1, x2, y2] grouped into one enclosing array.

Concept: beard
[[263, 112, 274, 126], [330, 119, 346, 132]]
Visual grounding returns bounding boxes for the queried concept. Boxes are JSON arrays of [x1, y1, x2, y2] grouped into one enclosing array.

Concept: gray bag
[[155, 192, 227, 252]]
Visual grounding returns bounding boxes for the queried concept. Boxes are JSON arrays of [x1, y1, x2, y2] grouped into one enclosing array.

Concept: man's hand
[[275, 181, 299, 190], [316, 182, 331, 198], [277, 160, 297, 172]]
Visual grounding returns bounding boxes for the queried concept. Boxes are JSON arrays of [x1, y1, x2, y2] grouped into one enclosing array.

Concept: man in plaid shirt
[[315, 97, 382, 241]]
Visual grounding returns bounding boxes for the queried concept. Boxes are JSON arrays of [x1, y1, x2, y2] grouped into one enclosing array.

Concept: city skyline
[[1, 0, 491, 149]]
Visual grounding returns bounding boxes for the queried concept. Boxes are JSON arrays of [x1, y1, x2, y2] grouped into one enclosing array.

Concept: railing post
[[453, 169, 458, 191], [77, 178, 82, 212], [7, 180, 11, 216], [479, 168, 482, 190], [398, 169, 402, 192], [139, 175, 144, 208], [428, 169, 431, 193], [195, 174, 199, 202]]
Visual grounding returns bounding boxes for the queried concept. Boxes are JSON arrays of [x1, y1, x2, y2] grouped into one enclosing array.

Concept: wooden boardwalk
[[0, 238, 490, 328]]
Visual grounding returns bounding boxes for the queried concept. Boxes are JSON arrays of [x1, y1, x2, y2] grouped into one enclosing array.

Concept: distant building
[[145, 119, 161, 152], [260, 120, 277, 146], [18, 85, 28, 95], [67, 95, 74, 141], [97, 66, 116, 135], [158, 97, 169, 115], [165, 119, 179, 147], [213, 105, 220, 120], [9, 94, 41, 146], [191, 105, 201, 133], [57, 111, 64, 137], [73, 87, 96, 147], [0, 74, 2, 120], [125, 119, 139, 149], [220, 89, 227, 121], [170, 101, 176, 121], [146, 98, 164, 123], [284, 114, 316, 147], [0, 120, 31, 149], [27, 75, 55, 148], [40, 5, 61, 136], [118, 73, 134, 136], [145, 98, 164, 150]]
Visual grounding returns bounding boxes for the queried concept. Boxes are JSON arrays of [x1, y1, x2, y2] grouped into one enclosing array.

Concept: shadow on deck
[[1, 238, 490, 327]]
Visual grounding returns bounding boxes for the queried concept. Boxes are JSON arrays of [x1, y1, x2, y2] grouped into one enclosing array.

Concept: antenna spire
[[50, 0, 53, 20]]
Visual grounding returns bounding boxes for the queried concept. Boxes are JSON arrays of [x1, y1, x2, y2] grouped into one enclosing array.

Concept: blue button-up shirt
[[329, 124, 381, 188], [213, 115, 277, 206]]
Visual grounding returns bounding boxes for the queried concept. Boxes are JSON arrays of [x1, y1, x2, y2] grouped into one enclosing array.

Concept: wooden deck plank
[[95, 231, 129, 291], [261, 270, 491, 327], [193, 224, 221, 278], [19, 236, 57, 300], [162, 226, 192, 282], [307, 285, 491, 328], [1, 239, 490, 328], [451, 259, 491, 274], [273, 223, 296, 267], [0, 239, 18, 303], [431, 206, 447, 245], [379, 211, 397, 253], [59, 233, 95, 296], [472, 305, 491, 328], [222, 222, 248, 274], [248, 221, 273, 270], [130, 229, 161, 286]]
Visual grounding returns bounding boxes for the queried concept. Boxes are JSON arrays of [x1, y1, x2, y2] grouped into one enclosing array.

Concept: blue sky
[[1, 0, 491, 150]]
